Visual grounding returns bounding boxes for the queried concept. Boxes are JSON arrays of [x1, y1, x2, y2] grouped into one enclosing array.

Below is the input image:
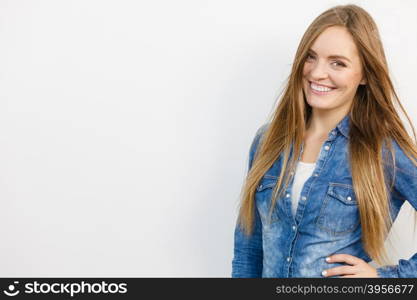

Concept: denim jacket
[[232, 114, 417, 278]]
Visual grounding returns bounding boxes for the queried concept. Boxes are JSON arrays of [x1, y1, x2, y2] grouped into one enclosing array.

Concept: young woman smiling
[[232, 4, 417, 278]]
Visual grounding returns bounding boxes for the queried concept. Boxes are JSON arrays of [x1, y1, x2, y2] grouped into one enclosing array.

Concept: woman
[[232, 4, 417, 278]]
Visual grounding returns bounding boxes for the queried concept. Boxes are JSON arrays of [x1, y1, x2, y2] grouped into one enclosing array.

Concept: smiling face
[[302, 26, 366, 114]]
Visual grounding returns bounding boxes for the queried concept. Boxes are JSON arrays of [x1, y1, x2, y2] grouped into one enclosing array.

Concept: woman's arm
[[231, 124, 268, 278], [376, 140, 417, 278], [231, 205, 264, 277]]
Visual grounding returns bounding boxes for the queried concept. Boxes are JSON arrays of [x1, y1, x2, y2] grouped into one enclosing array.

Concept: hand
[[322, 254, 379, 278]]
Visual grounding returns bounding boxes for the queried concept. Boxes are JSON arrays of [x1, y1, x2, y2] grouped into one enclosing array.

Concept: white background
[[0, 0, 416, 276]]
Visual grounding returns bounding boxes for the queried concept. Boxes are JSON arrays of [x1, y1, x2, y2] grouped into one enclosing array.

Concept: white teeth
[[310, 82, 334, 92]]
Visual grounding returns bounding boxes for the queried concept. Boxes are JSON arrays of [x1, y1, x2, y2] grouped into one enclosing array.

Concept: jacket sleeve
[[231, 124, 268, 278], [376, 140, 417, 278]]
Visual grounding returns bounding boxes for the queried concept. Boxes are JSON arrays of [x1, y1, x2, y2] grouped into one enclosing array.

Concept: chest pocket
[[255, 175, 279, 224], [316, 183, 360, 236]]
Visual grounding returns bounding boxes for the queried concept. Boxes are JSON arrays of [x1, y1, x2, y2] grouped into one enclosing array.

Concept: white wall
[[0, 0, 416, 276]]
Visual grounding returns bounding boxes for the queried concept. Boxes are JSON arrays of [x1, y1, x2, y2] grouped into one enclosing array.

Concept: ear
[[359, 77, 367, 85]]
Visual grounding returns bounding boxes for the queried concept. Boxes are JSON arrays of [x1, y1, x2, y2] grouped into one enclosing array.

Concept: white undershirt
[[291, 161, 316, 217]]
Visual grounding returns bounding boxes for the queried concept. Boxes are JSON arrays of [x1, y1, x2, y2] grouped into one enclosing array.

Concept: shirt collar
[[336, 114, 350, 138]]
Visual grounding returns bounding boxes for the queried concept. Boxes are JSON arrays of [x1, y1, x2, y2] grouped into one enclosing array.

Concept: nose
[[309, 60, 329, 80]]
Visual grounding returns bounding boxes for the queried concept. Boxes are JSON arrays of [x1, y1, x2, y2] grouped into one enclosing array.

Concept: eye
[[306, 53, 315, 60], [332, 61, 346, 67]]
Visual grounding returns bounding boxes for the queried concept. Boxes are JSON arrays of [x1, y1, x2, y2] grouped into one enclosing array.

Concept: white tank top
[[291, 161, 316, 217]]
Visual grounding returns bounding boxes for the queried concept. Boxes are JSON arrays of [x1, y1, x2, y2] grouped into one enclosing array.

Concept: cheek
[[302, 64, 310, 77], [334, 71, 362, 89]]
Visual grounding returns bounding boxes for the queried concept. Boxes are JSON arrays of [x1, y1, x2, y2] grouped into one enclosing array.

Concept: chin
[[305, 97, 335, 110]]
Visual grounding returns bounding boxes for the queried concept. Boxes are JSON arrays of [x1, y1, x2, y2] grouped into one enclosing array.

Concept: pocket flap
[[327, 183, 357, 205], [256, 175, 278, 192]]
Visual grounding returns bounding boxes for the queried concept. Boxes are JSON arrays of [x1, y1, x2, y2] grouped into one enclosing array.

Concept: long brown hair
[[237, 4, 417, 265]]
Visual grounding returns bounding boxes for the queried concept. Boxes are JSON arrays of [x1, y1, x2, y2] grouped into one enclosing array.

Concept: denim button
[[301, 196, 306, 201], [314, 173, 318, 177], [287, 257, 291, 262], [324, 145, 330, 150], [292, 225, 296, 230], [286, 193, 290, 198], [347, 196, 352, 201]]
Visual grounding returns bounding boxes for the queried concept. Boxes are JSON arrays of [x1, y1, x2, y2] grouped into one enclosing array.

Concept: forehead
[[310, 26, 360, 61]]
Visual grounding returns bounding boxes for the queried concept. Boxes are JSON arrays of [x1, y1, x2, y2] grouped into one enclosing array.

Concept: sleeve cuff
[[376, 265, 399, 278]]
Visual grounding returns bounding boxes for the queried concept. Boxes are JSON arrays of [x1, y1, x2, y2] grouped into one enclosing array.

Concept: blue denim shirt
[[232, 115, 417, 278]]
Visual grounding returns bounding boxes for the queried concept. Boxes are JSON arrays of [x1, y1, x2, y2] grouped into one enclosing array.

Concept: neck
[[306, 108, 348, 138]]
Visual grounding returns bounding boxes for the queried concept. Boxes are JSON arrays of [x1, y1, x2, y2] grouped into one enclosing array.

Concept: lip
[[309, 81, 336, 89], [308, 81, 337, 95]]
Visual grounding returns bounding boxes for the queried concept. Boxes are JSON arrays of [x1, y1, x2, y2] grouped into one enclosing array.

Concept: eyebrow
[[308, 49, 352, 63]]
